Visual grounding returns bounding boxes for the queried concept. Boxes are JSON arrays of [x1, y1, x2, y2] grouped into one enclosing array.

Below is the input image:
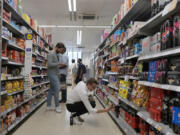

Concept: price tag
[[154, 83, 158, 88], [121, 58, 125, 64], [155, 125, 162, 131]]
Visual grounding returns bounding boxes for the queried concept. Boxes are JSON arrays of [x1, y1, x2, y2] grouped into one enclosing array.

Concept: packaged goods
[[167, 71, 180, 85], [173, 15, 180, 47]]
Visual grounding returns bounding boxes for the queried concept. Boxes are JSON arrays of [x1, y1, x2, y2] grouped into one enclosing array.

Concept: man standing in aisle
[[70, 59, 77, 88], [58, 46, 69, 103], [47, 43, 64, 113], [75, 59, 86, 84]]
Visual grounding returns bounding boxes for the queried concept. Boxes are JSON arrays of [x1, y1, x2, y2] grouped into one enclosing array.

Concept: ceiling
[[22, 0, 121, 52]]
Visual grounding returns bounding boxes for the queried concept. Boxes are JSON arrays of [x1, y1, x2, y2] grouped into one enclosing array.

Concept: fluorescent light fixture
[[73, 0, 76, 12], [39, 25, 111, 29], [77, 30, 82, 45], [68, 0, 72, 12]]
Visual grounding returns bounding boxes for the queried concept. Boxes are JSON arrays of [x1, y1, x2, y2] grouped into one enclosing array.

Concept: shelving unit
[[0, 0, 51, 134], [95, 0, 180, 135]]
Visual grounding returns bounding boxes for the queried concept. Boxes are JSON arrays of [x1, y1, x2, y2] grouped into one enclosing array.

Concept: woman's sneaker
[[55, 107, 62, 113]]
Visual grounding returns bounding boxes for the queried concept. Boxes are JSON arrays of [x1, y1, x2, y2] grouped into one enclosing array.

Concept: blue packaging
[[148, 72, 155, 82], [172, 107, 180, 126]]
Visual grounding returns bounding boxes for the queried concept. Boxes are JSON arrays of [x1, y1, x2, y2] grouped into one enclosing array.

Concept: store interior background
[[21, 0, 121, 76]]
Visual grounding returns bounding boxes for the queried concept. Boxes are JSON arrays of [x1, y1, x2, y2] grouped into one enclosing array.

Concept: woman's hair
[[87, 78, 98, 85]]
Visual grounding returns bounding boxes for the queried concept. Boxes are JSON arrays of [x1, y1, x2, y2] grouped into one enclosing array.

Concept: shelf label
[[147, 118, 153, 125], [155, 125, 162, 131], [162, 0, 177, 16]]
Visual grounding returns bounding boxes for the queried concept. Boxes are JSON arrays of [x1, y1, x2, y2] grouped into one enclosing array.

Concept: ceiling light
[[73, 0, 76, 12], [77, 30, 82, 45], [39, 25, 111, 29], [68, 0, 72, 12]]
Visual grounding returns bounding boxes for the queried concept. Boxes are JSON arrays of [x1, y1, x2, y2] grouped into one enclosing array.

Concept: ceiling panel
[[22, 0, 121, 51]]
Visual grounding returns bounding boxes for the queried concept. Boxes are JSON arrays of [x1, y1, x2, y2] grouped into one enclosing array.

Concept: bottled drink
[[162, 94, 170, 124], [173, 16, 180, 47], [161, 20, 173, 50]]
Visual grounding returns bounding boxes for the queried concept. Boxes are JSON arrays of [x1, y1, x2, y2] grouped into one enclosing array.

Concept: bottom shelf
[[95, 94, 138, 135], [3, 98, 47, 134]]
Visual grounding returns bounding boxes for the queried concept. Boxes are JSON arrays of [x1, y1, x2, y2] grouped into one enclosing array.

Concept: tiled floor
[[13, 88, 123, 135]]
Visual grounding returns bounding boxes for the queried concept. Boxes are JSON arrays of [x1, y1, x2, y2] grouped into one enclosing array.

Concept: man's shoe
[[59, 100, 66, 103], [77, 116, 84, 122], [55, 107, 62, 113], [74, 117, 83, 125]]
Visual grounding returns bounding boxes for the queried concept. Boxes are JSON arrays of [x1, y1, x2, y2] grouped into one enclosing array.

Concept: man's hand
[[106, 104, 114, 112], [59, 63, 67, 69]]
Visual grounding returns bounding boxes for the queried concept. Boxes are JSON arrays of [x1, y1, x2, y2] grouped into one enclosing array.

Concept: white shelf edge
[[138, 81, 180, 92]]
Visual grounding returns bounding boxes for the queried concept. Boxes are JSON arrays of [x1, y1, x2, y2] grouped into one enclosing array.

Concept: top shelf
[[98, 0, 151, 49], [3, 0, 52, 48]]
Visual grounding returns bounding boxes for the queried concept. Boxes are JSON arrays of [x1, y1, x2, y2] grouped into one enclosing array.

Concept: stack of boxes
[[148, 88, 164, 122]]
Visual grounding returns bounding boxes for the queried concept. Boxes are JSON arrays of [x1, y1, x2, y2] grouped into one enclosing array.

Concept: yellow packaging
[[22, 13, 30, 24], [5, 82, 13, 93]]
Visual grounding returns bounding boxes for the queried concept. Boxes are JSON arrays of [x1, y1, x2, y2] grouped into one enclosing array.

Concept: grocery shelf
[[8, 41, 25, 51], [2, 56, 9, 61], [118, 96, 139, 111], [106, 71, 118, 75], [31, 81, 50, 89], [138, 47, 180, 61], [8, 89, 24, 96], [98, 0, 151, 49], [31, 75, 43, 78], [0, 91, 7, 96], [3, 0, 51, 47], [138, 81, 180, 92], [119, 75, 139, 80], [126, 54, 139, 60], [36, 58, 44, 62], [7, 98, 47, 132], [96, 94, 137, 135], [1, 76, 24, 81], [109, 111, 138, 135], [108, 95, 119, 105], [7, 61, 24, 66], [140, 0, 180, 35], [138, 111, 177, 135], [107, 55, 120, 61], [0, 89, 49, 117], [102, 78, 109, 82], [108, 84, 119, 91], [102, 53, 110, 58], [2, 36, 9, 41], [3, 19, 24, 37]]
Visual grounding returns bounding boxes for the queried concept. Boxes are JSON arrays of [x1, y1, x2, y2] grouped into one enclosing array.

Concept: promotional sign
[[25, 33, 33, 74]]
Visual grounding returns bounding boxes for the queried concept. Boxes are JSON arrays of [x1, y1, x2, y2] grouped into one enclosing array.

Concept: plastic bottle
[[173, 16, 180, 47], [161, 20, 173, 50], [162, 93, 170, 124]]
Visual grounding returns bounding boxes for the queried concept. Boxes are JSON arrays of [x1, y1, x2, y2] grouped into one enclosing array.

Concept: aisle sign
[[25, 33, 33, 74]]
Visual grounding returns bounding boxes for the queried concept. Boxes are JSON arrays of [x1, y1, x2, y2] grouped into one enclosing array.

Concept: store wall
[[82, 51, 92, 67]]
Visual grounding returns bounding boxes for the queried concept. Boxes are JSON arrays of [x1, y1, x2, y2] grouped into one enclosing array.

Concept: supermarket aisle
[[13, 88, 122, 135]]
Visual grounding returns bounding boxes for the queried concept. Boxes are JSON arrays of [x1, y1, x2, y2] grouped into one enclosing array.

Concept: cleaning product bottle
[[173, 15, 180, 47]]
